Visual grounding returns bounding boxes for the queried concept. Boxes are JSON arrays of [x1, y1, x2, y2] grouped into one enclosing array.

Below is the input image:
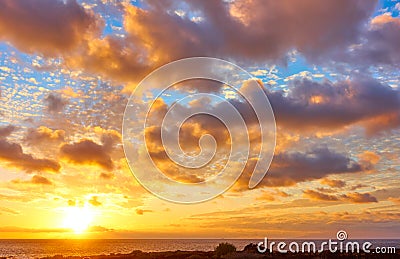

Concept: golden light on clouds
[[0, 0, 399, 241], [309, 95, 325, 104]]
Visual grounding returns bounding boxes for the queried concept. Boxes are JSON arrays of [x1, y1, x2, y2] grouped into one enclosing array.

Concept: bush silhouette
[[215, 242, 237, 257]]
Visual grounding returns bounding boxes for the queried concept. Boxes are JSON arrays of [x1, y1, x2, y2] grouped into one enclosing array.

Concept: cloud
[[88, 196, 102, 206], [256, 190, 290, 201], [0, 139, 60, 172], [358, 151, 380, 167], [44, 94, 68, 114], [265, 147, 363, 185], [99, 172, 115, 180], [0, 226, 69, 233], [124, 0, 376, 63], [60, 139, 114, 170], [142, 95, 370, 188], [0, 207, 19, 215], [341, 14, 400, 66], [64, 36, 151, 84], [395, 2, 400, 11], [31, 175, 53, 185], [320, 178, 346, 188], [136, 208, 153, 215], [0, 125, 16, 138], [342, 192, 378, 203], [0, 0, 381, 87], [0, 0, 101, 56], [12, 175, 53, 185], [24, 126, 65, 146], [93, 126, 121, 150], [87, 225, 114, 232], [266, 77, 400, 134], [235, 147, 365, 190], [0, 194, 31, 203], [303, 189, 339, 201], [388, 197, 400, 205], [0, 0, 150, 85], [303, 189, 378, 203], [143, 103, 230, 183]]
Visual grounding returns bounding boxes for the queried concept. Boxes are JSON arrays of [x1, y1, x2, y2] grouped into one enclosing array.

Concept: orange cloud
[[24, 126, 65, 146], [12, 175, 53, 185], [267, 77, 400, 135], [0, 138, 60, 173], [303, 190, 339, 201], [88, 196, 102, 207], [0, 125, 15, 138], [303, 189, 378, 203], [320, 178, 346, 188], [99, 172, 115, 180], [342, 192, 378, 203], [0, 0, 101, 56], [136, 208, 153, 215], [124, 0, 376, 63], [371, 13, 400, 26], [60, 139, 114, 170], [388, 197, 400, 204], [64, 36, 150, 84], [256, 190, 290, 201]]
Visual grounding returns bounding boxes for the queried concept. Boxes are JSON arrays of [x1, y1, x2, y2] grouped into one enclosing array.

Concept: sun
[[63, 206, 95, 234]]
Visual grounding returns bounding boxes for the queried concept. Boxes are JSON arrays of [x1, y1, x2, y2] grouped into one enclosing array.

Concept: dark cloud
[[125, 0, 376, 63], [30, 175, 52, 185], [60, 139, 114, 170], [266, 77, 400, 134], [235, 147, 364, 190], [342, 192, 378, 203], [271, 148, 362, 181], [0, 0, 384, 86], [0, 139, 60, 172], [24, 126, 65, 146], [99, 128, 121, 151], [143, 87, 380, 188], [0, 125, 16, 138], [44, 94, 68, 114], [339, 14, 400, 67], [0, 0, 101, 56]]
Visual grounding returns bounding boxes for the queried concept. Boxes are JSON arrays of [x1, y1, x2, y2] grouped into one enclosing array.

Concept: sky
[[0, 0, 400, 239]]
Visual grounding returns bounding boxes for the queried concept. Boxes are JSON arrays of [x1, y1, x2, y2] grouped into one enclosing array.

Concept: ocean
[[0, 239, 398, 258]]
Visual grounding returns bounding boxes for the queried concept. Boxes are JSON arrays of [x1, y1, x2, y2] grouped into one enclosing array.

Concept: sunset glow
[[0, 0, 399, 241], [63, 206, 95, 234]]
